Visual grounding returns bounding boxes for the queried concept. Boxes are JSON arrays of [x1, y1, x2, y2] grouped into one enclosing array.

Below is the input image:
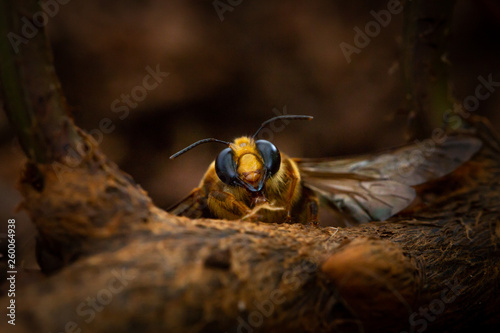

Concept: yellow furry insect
[[168, 115, 481, 225]]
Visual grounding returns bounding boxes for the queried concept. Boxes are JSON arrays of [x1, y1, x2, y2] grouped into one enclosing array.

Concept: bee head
[[170, 114, 313, 192], [214, 137, 280, 192]]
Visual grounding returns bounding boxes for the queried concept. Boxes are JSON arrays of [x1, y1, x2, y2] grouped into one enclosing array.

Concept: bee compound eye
[[255, 140, 281, 177], [215, 147, 239, 186]]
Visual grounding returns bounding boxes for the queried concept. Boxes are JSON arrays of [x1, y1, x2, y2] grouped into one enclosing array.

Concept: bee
[[168, 115, 481, 225]]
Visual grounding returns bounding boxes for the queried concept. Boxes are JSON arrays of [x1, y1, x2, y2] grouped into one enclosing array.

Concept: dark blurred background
[[1, 0, 499, 269]]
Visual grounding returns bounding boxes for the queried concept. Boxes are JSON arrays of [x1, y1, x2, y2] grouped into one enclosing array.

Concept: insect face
[[215, 137, 280, 192]]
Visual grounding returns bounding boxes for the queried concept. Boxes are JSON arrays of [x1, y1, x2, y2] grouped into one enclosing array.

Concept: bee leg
[[283, 174, 300, 223], [303, 187, 320, 226], [242, 203, 285, 222], [306, 198, 320, 226], [207, 191, 251, 220], [168, 188, 206, 218]]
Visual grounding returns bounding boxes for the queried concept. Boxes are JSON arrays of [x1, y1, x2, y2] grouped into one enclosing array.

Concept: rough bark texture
[[0, 121, 498, 333]]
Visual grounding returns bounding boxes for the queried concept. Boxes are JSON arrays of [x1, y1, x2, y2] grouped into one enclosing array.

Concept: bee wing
[[296, 136, 481, 223], [296, 136, 482, 186], [167, 188, 208, 219], [303, 178, 416, 223]]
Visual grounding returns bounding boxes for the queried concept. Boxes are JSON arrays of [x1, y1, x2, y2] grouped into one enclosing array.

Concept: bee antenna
[[170, 138, 231, 159], [252, 115, 313, 139]]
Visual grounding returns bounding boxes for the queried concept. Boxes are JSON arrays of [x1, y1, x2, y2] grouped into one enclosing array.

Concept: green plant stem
[[0, 0, 81, 163], [402, 0, 457, 138]]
